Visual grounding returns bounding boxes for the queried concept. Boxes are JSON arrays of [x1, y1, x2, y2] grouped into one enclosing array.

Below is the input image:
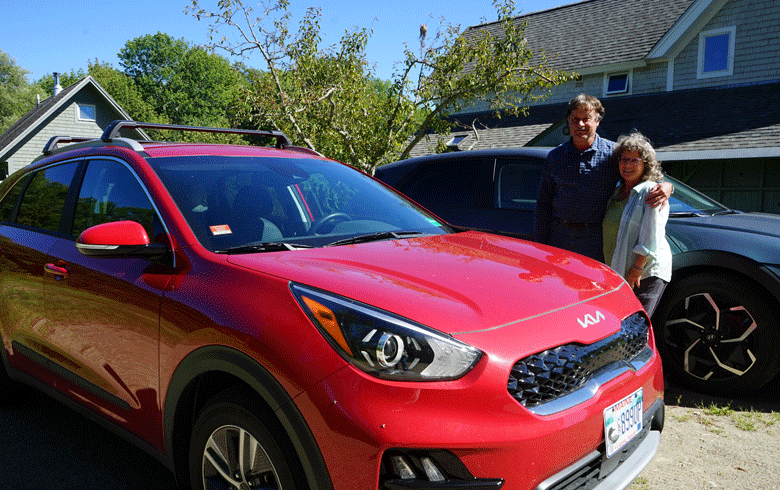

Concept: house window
[[605, 72, 630, 95], [77, 103, 96, 121], [698, 27, 735, 78]]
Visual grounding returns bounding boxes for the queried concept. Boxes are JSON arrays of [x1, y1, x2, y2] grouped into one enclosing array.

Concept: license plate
[[603, 388, 643, 458]]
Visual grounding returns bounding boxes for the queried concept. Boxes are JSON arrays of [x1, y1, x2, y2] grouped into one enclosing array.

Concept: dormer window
[[698, 27, 735, 78], [605, 72, 630, 95], [77, 103, 96, 122]]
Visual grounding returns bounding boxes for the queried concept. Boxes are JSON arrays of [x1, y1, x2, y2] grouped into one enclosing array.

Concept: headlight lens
[[291, 283, 482, 381]]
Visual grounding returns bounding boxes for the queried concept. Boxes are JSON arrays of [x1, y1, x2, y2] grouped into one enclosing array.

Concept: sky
[[1, 0, 575, 84]]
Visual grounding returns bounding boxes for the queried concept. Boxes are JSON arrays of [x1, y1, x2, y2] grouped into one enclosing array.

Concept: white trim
[[657, 148, 780, 161], [647, 0, 728, 60], [666, 56, 675, 91], [603, 71, 632, 96], [697, 26, 736, 79], [575, 60, 645, 76], [76, 103, 97, 122]]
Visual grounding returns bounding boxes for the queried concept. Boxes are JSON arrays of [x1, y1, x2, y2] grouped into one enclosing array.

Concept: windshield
[[147, 155, 449, 252], [666, 175, 730, 216]]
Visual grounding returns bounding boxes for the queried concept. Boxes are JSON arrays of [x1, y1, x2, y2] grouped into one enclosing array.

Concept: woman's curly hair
[[613, 131, 664, 183]]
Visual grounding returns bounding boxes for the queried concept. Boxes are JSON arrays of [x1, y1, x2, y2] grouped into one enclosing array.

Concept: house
[[0, 75, 146, 180], [411, 0, 780, 214]]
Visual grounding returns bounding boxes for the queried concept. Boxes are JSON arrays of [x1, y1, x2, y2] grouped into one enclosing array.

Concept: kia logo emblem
[[578, 311, 605, 328]]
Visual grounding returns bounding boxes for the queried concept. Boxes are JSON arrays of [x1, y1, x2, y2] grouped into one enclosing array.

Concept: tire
[[652, 272, 780, 396], [188, 389, 300, 490]]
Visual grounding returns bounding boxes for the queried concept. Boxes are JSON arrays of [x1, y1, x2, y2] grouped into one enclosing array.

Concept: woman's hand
[[626, 266, 643, 288]]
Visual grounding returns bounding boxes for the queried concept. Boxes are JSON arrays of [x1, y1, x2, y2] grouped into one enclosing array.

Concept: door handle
[[44, 262, 70, 279]]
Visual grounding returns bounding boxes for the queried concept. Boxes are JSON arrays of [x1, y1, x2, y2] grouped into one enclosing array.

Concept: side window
[[16, 163, 79, 233], [401, 159, 488, 209], [0, 175, 30, 223], [495, 160, 542, 210], [72, 160, 157, 238]]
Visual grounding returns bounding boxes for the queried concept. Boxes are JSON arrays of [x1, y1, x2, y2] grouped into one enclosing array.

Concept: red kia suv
[[0, 121, 664, 490]]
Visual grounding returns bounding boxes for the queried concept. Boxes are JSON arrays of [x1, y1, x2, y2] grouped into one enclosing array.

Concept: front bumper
[[293, 345, 664, 490]]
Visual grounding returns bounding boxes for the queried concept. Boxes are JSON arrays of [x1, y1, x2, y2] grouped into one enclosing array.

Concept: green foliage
[[188, 0, 572, 172], [117, 32, 243, 143], [0, 50, 45, 133], [87, 61, 166, 125]]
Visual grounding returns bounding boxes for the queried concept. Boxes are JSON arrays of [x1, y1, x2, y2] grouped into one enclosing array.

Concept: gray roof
[[0, 81, 83, 154], [414, 81, 780, 157], [466, 0, 697, 72]]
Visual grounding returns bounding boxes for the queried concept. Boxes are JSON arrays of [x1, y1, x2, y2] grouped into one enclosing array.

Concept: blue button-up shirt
[[534, 134, 619, 244]]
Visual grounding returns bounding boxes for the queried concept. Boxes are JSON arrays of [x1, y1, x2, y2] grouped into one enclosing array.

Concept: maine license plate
[[603, 388, 643, 458]]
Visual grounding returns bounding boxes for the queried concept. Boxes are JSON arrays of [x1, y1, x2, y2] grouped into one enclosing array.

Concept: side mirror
[[76, 221, 168, 259]]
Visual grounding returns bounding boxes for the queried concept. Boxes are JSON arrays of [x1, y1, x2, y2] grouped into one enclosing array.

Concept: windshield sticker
[[210, 224, 232, 236], [426, 218, 442, 226]]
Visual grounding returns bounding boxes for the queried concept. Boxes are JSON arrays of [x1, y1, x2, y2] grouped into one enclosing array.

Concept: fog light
[[391, 456, 416, 480], [421, 457, 445, 482]]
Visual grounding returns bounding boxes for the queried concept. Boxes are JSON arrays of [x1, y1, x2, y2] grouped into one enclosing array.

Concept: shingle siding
[[0, 80, 132, 177], [674, 0, 780, 90]]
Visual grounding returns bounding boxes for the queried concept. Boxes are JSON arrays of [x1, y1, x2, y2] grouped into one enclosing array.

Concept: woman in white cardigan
[[602, 132, 672, 316]]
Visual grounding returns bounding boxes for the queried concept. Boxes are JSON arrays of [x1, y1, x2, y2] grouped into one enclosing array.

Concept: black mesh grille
[[508, 312, 649, 408]]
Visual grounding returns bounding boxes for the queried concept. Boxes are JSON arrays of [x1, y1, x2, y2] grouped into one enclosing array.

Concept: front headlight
[[291, 283, 482, 381]]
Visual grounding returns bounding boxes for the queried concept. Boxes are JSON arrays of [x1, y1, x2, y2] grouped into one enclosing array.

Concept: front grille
[[507, 312, 649, 408]]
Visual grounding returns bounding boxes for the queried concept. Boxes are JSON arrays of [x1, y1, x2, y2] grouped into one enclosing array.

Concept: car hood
[[227, 231, 626, 336], [670, 211, 780, 238], [668, 212, 780, 263]]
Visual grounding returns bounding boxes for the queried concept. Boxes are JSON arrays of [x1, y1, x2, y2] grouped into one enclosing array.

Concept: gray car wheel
[[653, 272, 780, 396], [189, 390, 298, 490]]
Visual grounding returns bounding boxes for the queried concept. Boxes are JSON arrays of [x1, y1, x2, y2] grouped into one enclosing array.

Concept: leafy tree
[[0, 50, 45, 133], [118, 33, 240, 130], [188, 0, 571, 172], [87, 61, 166, 125]]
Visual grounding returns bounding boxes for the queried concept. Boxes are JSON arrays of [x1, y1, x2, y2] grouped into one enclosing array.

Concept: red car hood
[[227, 231, 626, 336]]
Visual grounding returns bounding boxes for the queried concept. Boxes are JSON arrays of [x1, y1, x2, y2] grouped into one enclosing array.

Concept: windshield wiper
[[325, 231, 424, 247], [216, 242, 313, 254]]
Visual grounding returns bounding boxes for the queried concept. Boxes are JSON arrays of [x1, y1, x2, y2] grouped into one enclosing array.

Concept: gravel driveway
[[629, 380, 780, 490]]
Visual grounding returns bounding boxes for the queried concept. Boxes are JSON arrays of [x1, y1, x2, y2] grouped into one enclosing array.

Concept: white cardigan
[[608, 180, 672, 282]]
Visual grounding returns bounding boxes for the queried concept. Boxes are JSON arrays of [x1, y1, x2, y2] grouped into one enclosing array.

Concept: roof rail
[[102, 120, 293, 148], [42, 136, 95, 155]]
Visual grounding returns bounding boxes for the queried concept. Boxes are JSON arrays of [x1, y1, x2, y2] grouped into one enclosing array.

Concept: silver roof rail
[[101, 120, 293, 148], [40, 135, 147, 157]]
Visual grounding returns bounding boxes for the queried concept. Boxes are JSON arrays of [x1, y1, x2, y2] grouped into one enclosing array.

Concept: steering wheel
[[311, 212, 351, 234]]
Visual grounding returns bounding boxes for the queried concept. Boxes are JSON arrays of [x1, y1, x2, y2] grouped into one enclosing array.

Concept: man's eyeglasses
[[568, 115, 598, 125]]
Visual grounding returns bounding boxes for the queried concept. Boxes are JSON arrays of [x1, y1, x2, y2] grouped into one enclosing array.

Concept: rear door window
[[495, 161, 542, 210], [16, 163, 79, 233], [400, 158, 491, 210]]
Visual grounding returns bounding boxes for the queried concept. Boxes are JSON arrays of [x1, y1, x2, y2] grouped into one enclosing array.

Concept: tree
[[0, 50, 45, 133], [118, 33, 240, 130], [87, 61, 166, 125], [187, 0, 571, 172]]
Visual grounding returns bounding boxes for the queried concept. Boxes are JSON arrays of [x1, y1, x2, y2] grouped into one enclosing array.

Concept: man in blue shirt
[[534, 94, 671, 262]]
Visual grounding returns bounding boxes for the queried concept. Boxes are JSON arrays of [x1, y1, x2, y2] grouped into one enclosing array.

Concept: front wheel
[[188, 390, 299, 490], [652, 272, 780, 396]]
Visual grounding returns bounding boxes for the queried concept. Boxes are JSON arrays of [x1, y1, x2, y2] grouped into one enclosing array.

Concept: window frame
[[604, 71, 631, 96], [697, 26, 736, 79], [76, 103, 97, 122]]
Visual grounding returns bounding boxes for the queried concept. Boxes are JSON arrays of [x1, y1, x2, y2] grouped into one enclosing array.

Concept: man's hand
[[645, 181, 673, 208]]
